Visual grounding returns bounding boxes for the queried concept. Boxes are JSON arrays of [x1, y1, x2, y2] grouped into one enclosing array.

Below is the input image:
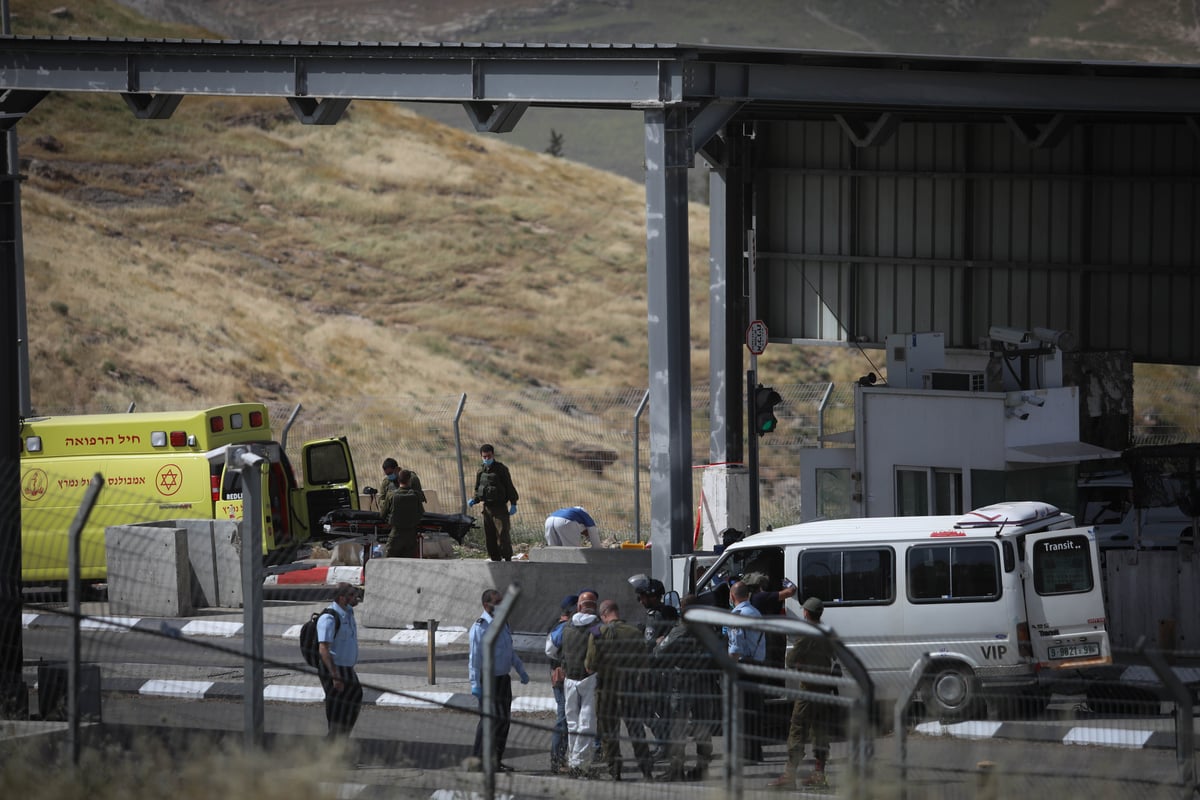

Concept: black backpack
[[300, 608, 340, 669]]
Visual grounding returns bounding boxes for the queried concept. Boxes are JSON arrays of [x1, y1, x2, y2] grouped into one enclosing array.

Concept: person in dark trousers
[[545, 594, 578, 773], [469, 588, 530, 771], [586, 599, 654, 781], [727, 580, 766, 763], [630, 574, 679, 758], [769, 596, 838, 790], [382, 468, 424, 558], [655, 594, 718, 781], [468, 444, 520, 561], [318, 582, 362, 738]]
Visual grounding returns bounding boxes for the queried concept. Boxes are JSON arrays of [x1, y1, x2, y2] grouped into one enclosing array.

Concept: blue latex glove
[[471, 685, 481, 698], [508, 504, 517, 516], [467, 498, 477, 507], [519, 671, 530, 685]]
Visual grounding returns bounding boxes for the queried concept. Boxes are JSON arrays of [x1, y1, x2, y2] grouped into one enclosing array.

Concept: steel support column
[[707, 137, 748, 466], [0, 164, 25, 718], [644, 106, 693, 585]]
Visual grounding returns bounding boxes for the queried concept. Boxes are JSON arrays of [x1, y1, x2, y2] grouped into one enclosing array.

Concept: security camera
[[988, 326, 1031, 346], [1032, 327, 1077, 352], [1020, 392, 1046, 407]]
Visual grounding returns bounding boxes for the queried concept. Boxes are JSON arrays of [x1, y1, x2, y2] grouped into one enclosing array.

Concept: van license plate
[[1048, 643, 1100, 660]]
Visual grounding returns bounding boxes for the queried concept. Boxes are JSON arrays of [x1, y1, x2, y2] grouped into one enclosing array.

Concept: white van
[[685, 501, 1111, 720]]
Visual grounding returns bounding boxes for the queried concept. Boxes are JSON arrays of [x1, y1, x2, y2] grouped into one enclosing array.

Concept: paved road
[[18, 596, 1200, 761]]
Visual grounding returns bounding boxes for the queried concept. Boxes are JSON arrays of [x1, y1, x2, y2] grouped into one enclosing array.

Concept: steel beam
[[644, 105, 693, 583]]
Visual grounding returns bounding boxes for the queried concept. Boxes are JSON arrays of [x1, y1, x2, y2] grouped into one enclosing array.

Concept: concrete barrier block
[[105, 524, 194, 617], [360, 555, 654, 634], [118, 519, 242, 608], [527, 547, 652, 567]]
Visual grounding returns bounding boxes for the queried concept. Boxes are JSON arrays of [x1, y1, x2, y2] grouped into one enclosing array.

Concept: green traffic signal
[[754, 385, 782, 437]]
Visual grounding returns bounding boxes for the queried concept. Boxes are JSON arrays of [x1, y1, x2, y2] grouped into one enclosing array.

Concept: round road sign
[[746, 320, 768, 355]]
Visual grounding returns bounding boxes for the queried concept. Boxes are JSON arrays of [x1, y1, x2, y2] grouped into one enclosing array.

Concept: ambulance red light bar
[[210, 416, 224, 433], [169, 430, 188, 447], [930, 530, 966, 537], [249, 410, 264, 428]]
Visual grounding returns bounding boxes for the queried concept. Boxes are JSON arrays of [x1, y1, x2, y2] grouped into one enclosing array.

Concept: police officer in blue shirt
[[318, 582, 361, 738], [469, 588, 530, 771]]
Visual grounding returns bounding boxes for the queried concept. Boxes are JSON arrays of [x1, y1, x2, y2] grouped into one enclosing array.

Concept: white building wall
[[856, 386, 1081, 517]]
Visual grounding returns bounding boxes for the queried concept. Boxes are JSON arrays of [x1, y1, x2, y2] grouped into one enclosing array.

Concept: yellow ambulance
[[18, 403, 358, 583]]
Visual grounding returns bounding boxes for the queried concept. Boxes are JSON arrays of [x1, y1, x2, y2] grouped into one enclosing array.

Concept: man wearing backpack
[[318, 582, 362, 738]]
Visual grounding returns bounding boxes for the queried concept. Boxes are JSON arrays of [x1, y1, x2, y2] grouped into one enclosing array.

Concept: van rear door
[[292, 437, 359, 546], [1021, 528, 1111, 670]]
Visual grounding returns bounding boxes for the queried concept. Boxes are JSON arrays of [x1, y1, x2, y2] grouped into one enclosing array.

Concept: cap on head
[[560, 594, 579, 610], [802, 596, 824, 618]]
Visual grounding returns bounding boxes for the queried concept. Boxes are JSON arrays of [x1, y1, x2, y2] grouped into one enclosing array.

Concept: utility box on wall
[[885, 332, 945, 389]]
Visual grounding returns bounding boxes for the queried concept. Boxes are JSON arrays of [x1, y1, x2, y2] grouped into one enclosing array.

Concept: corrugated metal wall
[[755, 118, 1200, 364]]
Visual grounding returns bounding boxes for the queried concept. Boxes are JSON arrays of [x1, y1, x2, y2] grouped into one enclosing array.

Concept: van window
[[1031, 534, 1094, 594], [908, 543, 999, 603], [799, 548, 894, 606]]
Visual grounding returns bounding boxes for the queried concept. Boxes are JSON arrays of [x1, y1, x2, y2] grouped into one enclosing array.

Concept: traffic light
[[754, 385, 782, 436]]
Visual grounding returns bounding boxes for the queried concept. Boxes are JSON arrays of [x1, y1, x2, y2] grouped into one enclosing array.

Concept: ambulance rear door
[[1021, 527, 1112, 671], [292, 437, 359, 545]]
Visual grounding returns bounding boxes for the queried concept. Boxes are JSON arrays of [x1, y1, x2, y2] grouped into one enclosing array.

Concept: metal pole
[[427, 619, 438, 685], [67, 474, 103, 766], [229, 445, 267, 749], [894, 653, 932, 800], [279, 402, 302, 454], [481, 582, 522, 800], [633, 389, 649, 542], [817, 382, 834, 447], [453, 393, 468, 512], [747, 368, 760, 533], [1135, 635, 1196, 797]]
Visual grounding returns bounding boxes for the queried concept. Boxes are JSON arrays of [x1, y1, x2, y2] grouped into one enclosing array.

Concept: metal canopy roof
[[2, 36, 1200, 114], [1, 34, 1198, 596]]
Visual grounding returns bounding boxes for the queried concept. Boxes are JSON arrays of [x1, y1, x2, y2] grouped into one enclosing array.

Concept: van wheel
[[923, 662, 981, 721]]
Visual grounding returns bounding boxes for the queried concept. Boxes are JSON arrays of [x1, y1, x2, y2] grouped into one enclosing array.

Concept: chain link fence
[[34, 371, 1197, 554]]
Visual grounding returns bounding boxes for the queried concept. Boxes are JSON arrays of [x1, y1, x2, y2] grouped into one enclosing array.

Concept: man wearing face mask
[[468, 444, 520, 562], [379, 457, 426, 508]]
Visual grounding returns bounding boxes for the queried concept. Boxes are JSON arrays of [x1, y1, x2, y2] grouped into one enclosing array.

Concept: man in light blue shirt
[[469, 588, 530, 771], [318, 582, 361, 737], [726, 580, 765, 762], [727, 580, 766, 662]]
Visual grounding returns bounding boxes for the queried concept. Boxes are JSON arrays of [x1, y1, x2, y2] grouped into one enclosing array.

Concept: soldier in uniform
[[382, 469, 423, 558], [379, 457, 425, 506], [768, 597, 838, 790], [468, 444, 520, 561], [654, 594, 719, 781], [630, 574, 679, 760], [586, 599, 654, 781]]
